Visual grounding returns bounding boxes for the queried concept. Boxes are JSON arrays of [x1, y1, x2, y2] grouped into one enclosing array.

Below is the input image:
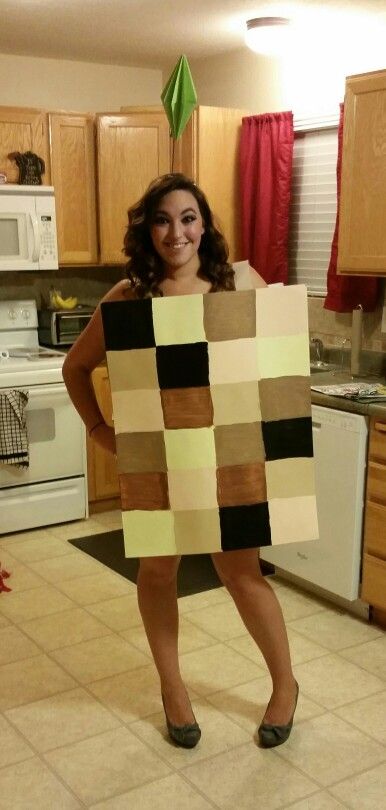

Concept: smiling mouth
[[165, 242, 189, 249]]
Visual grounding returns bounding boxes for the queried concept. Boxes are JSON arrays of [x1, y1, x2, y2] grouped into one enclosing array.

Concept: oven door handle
[[3, 383, 67, 401]]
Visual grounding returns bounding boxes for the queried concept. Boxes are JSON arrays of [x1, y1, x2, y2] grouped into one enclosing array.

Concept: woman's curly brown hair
[[123, 173, 235, 297]]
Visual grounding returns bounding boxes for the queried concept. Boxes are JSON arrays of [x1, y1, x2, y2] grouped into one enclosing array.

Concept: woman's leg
[[137, 555, 195, 726], [211, 548, 297, 725]]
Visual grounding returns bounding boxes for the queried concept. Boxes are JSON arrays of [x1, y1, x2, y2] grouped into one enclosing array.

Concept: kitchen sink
[[310, 362, 337, 374]]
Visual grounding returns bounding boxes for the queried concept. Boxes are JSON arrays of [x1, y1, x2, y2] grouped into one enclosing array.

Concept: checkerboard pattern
[[101, 286, 318, 558]]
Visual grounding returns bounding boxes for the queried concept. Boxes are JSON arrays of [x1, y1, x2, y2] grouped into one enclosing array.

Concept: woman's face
[[150, 189, 205, 274]]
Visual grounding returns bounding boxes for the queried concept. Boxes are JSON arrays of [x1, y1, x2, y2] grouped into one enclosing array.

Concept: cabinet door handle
[[374, 422, 386, 433]]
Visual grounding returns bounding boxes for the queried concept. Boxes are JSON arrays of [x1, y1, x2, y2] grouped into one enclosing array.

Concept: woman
[[62, 173, 298, 750]]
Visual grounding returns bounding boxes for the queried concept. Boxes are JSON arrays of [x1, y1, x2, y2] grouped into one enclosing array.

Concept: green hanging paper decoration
[[161, 54, 197, 140]]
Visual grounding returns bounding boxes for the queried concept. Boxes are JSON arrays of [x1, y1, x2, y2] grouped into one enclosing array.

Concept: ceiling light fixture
[[245, 17, 291, 56]]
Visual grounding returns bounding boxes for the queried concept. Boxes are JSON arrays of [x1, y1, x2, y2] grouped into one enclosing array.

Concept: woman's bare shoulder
[[101, 279, 137, 303]]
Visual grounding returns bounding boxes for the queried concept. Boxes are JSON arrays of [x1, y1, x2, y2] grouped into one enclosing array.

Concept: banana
[[54, 293, 78, 310]]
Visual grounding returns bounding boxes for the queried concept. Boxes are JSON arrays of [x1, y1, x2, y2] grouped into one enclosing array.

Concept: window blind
[[288, 127, 338, 295]]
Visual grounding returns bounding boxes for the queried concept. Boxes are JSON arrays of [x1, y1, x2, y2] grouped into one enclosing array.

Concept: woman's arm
[[62, 279, 132, 453]]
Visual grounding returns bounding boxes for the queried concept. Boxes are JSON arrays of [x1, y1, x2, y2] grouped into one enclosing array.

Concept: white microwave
[[0, 185, 58, 271]]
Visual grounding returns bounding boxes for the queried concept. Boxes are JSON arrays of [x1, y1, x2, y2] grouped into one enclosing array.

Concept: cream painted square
[[164, 427, 216, 470], [208, 337, 259, 384], [257, 334, 310, 379], [256, 284, 309, 337], [152, 294, 205, 345], [112, 389, 164, 433], [122, 510, 176, 558], [268, 495, 319, 545], [168, 468, 217, 511]]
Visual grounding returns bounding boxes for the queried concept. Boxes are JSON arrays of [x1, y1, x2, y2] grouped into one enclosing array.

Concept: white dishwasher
[[261, 405, 368, 601]]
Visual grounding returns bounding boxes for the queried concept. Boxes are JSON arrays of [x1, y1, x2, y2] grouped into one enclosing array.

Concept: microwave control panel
[[36, 193, 58, 269]]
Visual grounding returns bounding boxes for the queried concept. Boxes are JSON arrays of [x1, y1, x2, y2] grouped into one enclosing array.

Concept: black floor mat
[[69, 529, 275, 598]]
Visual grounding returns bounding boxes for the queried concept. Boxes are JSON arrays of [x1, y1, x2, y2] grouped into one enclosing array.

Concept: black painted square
[[156, 343, 210, 390], [262, 417, 313, 461], [219, 503, 272, 550], [101, 299, 155, 351]]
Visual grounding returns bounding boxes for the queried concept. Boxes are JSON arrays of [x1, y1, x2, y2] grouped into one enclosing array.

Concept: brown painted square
[[116, 431, 167, 473], [203, 289, 256, 341], [160, 386, 213, 429], [119, 472, 169, 510], [217, 462, 267, 506], [214, 422, 265, 467], [259, 376, 311, 422]]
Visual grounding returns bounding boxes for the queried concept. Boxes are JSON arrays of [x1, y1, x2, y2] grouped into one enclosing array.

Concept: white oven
[[0, 300, 87, 535]]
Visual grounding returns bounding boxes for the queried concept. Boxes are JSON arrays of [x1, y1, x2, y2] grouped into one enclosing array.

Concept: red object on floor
[[0, 563, 11, 592]]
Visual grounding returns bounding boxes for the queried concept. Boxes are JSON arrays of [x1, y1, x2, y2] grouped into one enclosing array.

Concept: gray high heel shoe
[[258, 681, 299, 749], [162, 695, 201, 749]]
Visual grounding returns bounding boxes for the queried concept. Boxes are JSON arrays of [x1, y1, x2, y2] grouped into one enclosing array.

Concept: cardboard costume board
[[101, 285, 319, 558]]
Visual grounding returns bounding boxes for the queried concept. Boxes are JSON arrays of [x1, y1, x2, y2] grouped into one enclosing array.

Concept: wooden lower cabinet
[[87, 366, 120, 509], [361, 417, 386, 612]]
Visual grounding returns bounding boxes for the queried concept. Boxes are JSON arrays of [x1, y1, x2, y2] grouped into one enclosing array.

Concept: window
[[288, 126, 339, 295]]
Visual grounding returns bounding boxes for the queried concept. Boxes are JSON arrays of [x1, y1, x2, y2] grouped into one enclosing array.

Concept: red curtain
[[324, 103, 379, 312], [239, 111, 294, 284]]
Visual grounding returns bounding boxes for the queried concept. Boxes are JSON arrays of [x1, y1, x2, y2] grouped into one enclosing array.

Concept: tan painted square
[[204, 289, 256, 341], [45, 726, 170, 805], [0, 584, 74, 623], [57, 572, 133, 605], [88, 773, 213, 810], [208, 337, 259, 384], [88, 664, 162, 722], [335, 690, 386, 745], [330, 762, 386, 809], [5, 687, 120, 753], [19, 607, 110, 651], [293, 653, 385, 709], [259, 376, 311, 422], [0, 715, 34, 769], [214, 421, 265, 466], [86, 593, 142, 631], [116, 430, 167, 473], [183, 741, 316, 809], [266, 457, 315, 500], [131, 697, 250, 767], [0, 625, 40, 665], [174, 509, 222, 554], [340, 635, 386, 679], [288, 609, 383, 651], [275, 713, 385, 787], [180, 643, 262, 696], [0, 653, 76, 711], [211, 381, 261, 426], [206, 674, 325, 735], [51, 634, 149, 683], [0, 757, 82, 808], [106, 347, 158, 391], [256, 284, 309, 338]]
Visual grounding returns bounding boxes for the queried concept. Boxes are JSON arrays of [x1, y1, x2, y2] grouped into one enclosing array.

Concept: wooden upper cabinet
[[97, 112, 170, 264], [337, 68, 386, 276], [173, 106, 248, 262], [49, 113, 98, 265], [0, 107, 50, 184]]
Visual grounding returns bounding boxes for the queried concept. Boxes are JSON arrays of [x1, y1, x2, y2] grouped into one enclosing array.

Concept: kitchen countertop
[[310, 371, 386, 419]]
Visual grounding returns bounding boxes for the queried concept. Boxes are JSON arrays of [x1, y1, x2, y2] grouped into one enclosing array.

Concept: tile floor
[[0, 511, 385, 809]]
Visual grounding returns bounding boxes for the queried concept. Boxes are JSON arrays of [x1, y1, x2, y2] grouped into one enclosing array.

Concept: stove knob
[[21, 308, 31, 321], [8, 308, 17, 320]]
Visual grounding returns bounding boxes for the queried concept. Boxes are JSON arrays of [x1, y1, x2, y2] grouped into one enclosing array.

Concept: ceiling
[[0, 0, 385, 69]]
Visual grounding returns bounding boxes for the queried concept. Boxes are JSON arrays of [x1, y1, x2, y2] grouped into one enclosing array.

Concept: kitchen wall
[[0, 52, 162, 111]]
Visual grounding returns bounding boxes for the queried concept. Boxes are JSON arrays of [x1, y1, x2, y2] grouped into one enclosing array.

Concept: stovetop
[[0, 300, 67, 387]]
